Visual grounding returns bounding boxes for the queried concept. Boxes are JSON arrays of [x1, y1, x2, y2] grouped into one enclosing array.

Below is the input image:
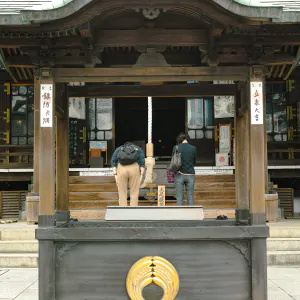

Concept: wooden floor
[[69, 175, 236, 220]]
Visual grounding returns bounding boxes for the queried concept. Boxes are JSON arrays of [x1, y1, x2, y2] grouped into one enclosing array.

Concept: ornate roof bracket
[[133, 48, 170, 67], [134, 7, 168, 19]]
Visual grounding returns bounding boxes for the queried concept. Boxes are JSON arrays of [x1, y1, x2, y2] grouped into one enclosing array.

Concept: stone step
[[70, 208, 237, 220], [269, 226, 300, 238], [267, 238, 300, 251], [267, 251, 300, 265], [0, 229, 36, 241], [0, 253, 38, 268], [0, 240, 38, 253]]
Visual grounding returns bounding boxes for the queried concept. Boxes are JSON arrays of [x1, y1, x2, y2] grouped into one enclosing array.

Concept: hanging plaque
[[250, 81, 263, 125], [40, 84, 53, 128], [69, 98, 86, 120], [213, 81, 235, 119]]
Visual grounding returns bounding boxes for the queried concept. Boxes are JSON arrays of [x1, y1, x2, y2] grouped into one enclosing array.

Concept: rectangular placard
[[40, 84, 53, 127], [157, 185, 166, 206], [250, 81, 263, 125]]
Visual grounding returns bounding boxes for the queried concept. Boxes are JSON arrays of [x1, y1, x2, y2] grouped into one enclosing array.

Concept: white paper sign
[[69, 98, 86, 120], [40, 84, 53, 128], [250, 81, 263, 125], [219, 125, 231, 153]]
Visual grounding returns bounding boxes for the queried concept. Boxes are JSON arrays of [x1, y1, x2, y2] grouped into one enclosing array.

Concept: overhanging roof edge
[[0, 0, 298, 25]]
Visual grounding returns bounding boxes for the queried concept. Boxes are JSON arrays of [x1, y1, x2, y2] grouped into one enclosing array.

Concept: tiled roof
[[0, 0, 72, 14], [0, 0, 299, 14], [235, 0, 300, 11]]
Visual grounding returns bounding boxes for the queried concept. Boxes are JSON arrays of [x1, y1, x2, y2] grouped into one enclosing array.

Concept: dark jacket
[[111, 145, 145, 168], [172, 143, 196, 174]]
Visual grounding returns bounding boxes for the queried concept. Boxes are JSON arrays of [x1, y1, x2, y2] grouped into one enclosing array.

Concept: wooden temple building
[[1, 1, 300, 299], [0, 0, 300, 221]]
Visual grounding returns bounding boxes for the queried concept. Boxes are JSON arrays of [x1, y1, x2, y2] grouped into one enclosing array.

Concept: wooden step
[[69, 176, 115, 184], [69, 183, 118, 192], [69, 183, 235, 193], [190, 191, 236, 200], [69, 191, 235, 201], [69, 199, 235, 209], [70, 208, 236, 220], [69, 192, 119, 201], [69, 175, 235, 185], [194, 182, 235, 189], [195, 175, 235, 183]]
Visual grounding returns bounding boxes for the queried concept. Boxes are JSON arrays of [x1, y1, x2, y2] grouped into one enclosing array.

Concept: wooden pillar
[[38, 77, 56, 227], [264, 85, 269, 193], [249, 68, 266, 225], [248, 67, 268, 300], [33, 78, 40, 193], [56, 84, 70, 222], [235, 82, 250, 221]]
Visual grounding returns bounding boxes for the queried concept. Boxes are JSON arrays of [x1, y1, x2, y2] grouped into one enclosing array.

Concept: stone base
[[37, 221, 269, 300], [105, 206, 204, 221]]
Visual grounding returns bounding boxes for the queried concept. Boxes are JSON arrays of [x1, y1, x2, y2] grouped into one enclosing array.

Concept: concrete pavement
[[0, 266, 300, 299]]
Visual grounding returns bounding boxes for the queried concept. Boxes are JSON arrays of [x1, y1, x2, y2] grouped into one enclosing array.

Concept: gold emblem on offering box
[[126, 256, 179, 300]]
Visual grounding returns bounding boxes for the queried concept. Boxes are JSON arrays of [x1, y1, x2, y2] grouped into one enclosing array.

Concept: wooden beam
[[0, 36, 82, 48], [95, 29, 207, 47], [56, 84, 69, 217], [5, 55, 102, 67], [6, 52, 295, 69], [67, 83, 237, 97], [51, 66, 249, 82], [219, 35, 300, 47], [39, 78, 55, 220]]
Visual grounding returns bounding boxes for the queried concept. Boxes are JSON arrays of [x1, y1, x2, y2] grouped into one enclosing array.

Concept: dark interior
[[115, 97, 185, 158]]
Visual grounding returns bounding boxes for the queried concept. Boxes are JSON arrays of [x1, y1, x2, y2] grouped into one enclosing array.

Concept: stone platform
[[37, 219, 268, 299]]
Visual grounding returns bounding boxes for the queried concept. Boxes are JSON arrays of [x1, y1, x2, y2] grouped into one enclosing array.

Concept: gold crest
[[126, 256, 179, 300]]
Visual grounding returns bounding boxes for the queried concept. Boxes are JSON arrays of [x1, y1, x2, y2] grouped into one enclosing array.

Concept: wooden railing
[[0, 144, 33, 168]]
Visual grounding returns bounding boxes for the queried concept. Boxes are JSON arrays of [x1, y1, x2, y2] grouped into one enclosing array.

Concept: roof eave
[[0, 0, 298, 26]]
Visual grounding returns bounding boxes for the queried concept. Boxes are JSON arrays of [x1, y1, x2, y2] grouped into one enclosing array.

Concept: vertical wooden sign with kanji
[[250, 82, 263, 125], [157, 185, 165, 206], [40, 84, 53, 127]]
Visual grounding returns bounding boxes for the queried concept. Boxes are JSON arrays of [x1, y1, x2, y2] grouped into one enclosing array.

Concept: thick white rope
[[141, 96, 155, 188], [148, 96, 152, 144]]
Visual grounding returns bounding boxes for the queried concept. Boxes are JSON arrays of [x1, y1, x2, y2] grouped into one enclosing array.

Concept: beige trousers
[[117, 163, 140, 206]]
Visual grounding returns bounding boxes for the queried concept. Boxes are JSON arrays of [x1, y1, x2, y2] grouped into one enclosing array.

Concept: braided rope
[[148, 96, 152, 144]]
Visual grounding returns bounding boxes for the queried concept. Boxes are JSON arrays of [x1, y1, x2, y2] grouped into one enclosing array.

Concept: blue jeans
[[174, 173, 195, 205]]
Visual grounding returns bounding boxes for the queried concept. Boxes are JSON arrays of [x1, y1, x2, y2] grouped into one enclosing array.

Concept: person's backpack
[[118, 142, 139, 165], [168, 145, 181, 173]]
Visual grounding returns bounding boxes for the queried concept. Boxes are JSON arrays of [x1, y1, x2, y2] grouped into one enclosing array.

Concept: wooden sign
[[40, 84, 53, 127], [250, 81, 263, 125], [157, 185, 165, 206]]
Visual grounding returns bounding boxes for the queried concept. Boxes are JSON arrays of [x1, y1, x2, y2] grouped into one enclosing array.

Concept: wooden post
[[235, 82, 250, 222], [249, 68, 266, 225], [38, 77, 56, 227], [56, 84, 70, 223], [248, 67, 268, 300], [263, 84, 269, 193], [33, 78, 40, 193]]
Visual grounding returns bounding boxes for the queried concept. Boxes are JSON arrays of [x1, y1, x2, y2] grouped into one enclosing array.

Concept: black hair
[[177, 132, 190, 144]]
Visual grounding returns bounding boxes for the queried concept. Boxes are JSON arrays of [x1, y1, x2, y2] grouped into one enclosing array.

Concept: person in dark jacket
[[111, 143, 145, 206], [172, 133, 197, 205]]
